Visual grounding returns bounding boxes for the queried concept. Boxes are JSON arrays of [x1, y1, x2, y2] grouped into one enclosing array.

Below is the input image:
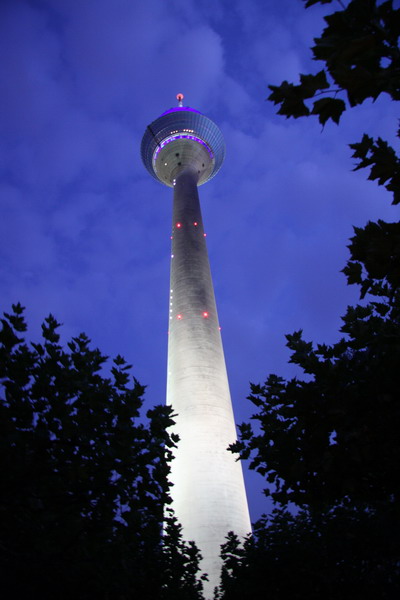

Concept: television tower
[[141, 94, 251, 598]]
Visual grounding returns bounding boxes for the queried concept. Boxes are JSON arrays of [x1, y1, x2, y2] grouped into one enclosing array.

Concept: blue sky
[[1, 0, 397, 521]]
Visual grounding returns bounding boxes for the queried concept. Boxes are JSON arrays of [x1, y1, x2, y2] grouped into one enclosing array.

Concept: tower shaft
[[167, 167, 251, 597]]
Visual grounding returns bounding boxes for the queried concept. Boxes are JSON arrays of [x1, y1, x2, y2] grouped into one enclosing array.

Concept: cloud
[[0, 184, 57, 274], [0, 1, 62, 136]]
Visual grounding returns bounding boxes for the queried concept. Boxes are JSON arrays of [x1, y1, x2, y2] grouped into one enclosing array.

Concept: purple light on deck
[[153, 134, 214, 162], [160, 106, 202, 116]]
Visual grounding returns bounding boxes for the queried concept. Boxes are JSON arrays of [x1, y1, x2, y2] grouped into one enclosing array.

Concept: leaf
[[311, 97, 346, 125], [342, 261, 362, 285], [350, 136, 400, 205], [300, 70, 330, 97], [350, 133, 374, 161], [268, 82, 310, 119]]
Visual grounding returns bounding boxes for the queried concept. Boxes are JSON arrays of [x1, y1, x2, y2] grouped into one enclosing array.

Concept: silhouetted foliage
[[217, 1, 400, 598], [217, 507, 400, 600], [0, 304, 205, 600], [268, 0, 400, 203], [232, 247, 400, 509], [218, 235, 400, 597]]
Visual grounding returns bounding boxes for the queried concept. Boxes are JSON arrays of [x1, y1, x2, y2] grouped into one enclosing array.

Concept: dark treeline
[[0, 306, 206, 599]]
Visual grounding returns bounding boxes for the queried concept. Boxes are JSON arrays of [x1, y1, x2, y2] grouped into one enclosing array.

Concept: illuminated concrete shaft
[[141, 98, 251, 598], [167, 167, 251, 597]]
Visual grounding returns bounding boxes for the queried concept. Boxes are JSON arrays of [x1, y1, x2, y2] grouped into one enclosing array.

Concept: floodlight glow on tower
[[141, 95, 251, 598]]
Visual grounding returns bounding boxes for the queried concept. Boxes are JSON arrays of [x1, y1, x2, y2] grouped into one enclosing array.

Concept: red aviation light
[[203, 233, 207, 237], [176, 222, 182, 228], [202, 311, 209, 318], [177, 314, 183, 320], [193, 222, 198, 226]]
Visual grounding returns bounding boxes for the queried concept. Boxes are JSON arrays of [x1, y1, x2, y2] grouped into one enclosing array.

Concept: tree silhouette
[[0, 303, 205, 599]]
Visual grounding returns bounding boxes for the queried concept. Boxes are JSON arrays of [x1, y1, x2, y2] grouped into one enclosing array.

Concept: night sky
[[1, 0, 397, 522]]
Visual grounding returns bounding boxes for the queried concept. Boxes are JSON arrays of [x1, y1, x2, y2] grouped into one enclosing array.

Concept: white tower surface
[[141, 95, 251, 598]]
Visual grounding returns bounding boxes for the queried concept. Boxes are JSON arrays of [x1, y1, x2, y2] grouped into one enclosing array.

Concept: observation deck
[[141, 97, 225, 187]]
